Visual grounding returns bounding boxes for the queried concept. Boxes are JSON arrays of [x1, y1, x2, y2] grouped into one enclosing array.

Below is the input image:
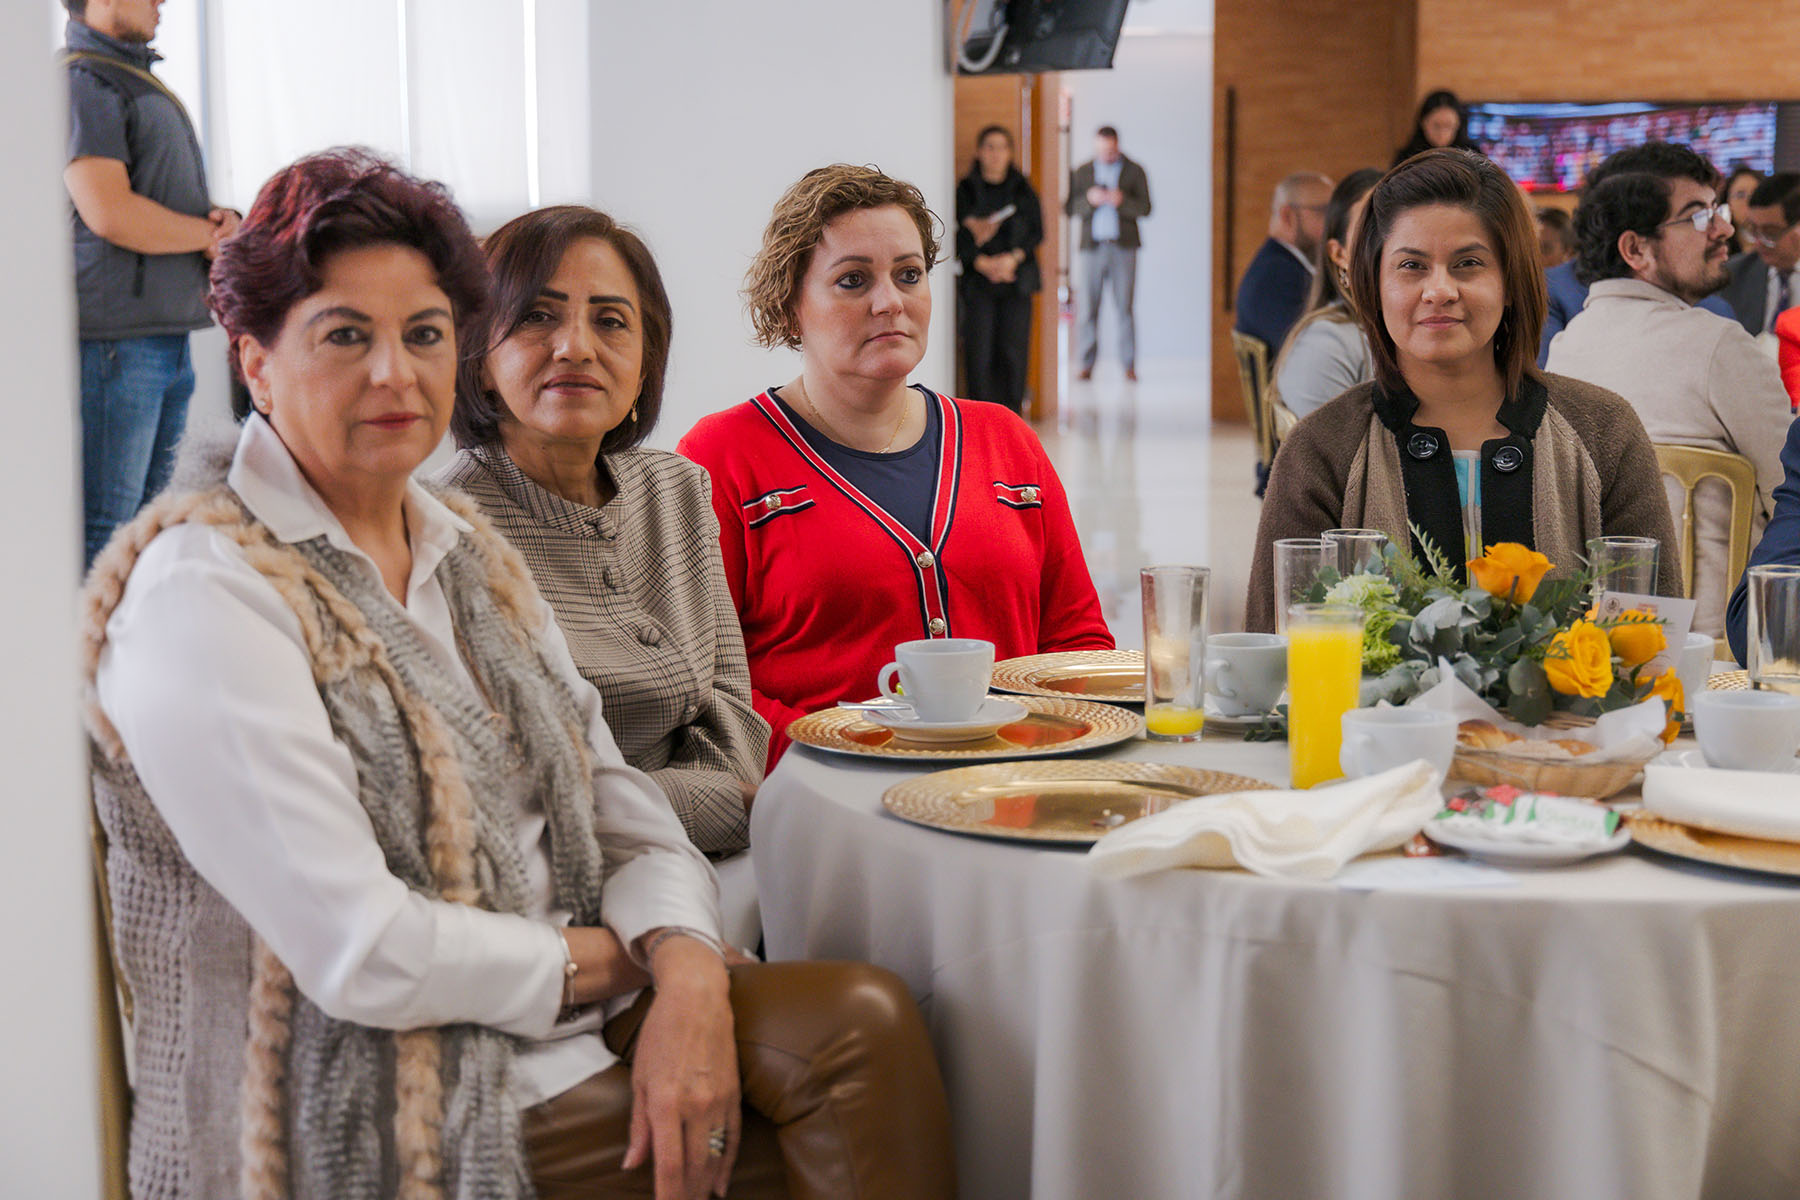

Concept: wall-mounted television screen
[[1466, 101, 1800, 193]]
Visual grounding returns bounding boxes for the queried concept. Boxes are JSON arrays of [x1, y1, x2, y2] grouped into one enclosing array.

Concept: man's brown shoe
[[1124, 367, 1138, 381], [1077, 368, 1093, 381]]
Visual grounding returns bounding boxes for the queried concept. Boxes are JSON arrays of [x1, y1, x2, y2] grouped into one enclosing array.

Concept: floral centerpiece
[[1313, 535, 1684, 743]]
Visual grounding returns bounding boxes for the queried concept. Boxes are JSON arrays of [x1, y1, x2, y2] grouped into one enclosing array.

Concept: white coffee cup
[[1693, 691, 1800, 772], [1205, 632, 1287, 716], [876, 638, 995, 722], [1339, 707, 1458, 780], [1674, 631, 1716, 714]]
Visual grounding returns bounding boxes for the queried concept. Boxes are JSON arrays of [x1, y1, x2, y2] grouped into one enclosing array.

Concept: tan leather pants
[[524, 961, 957, 1198]]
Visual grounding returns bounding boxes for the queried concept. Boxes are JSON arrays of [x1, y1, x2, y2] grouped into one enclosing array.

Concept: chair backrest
[[92, 809, 132, 1200], [1229, 331, 1277, 468], [1270, 396, 1299, 443], [1653, 442, 1757, 609]]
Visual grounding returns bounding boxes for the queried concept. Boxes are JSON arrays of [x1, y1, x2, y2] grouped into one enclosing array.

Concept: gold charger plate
[[990, 650, 1146, 703], [1626, 812, 1800, 879], [787, 696, 1143, 761], [883, 760, 1276, 844], [1707, 669, 1749, 691]]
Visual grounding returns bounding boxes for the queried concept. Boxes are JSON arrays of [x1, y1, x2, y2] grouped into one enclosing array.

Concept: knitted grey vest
[[84, 474, 607, 1200]]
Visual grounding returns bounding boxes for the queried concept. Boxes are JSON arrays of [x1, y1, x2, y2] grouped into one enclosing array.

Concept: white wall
[[586, 2, 956, 450], [3, 5, 99, 1196], [1063, 31, 1213, 372]]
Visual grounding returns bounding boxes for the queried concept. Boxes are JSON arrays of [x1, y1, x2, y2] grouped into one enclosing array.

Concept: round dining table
[[751, 725, 1800, 1200]]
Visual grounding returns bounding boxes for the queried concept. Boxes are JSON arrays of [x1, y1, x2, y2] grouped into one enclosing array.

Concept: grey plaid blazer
[[437, 445, 766, 855]]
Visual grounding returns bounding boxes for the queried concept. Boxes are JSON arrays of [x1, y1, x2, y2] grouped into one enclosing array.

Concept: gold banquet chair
[[1230, 331, 1278, 477], [1653, 443, 1757, 660]]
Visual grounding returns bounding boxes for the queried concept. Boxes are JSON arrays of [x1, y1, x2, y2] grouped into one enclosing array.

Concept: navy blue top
[[771, 384, 943, 541], [1726, 415, 1800, 665], [1234, 237, 1313, 354]]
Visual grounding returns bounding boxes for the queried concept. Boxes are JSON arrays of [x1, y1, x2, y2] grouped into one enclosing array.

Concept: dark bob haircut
[[451, 206, 672, 458], [209, 148, 488, 421], [1349, 148, 1546, 401]]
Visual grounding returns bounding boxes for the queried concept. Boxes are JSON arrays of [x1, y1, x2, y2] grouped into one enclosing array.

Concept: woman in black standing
[[956, 124, 1042, 413], [1392, 90, 1480, 168]]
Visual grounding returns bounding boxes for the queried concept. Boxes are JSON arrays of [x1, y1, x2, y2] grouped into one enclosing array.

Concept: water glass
[[1287, 603, 1366, 789], [1141, 566, 1210, 741], [1324, 528, 1390, 578], [1587, 536, 1660, 597], [1747, 564, 1800, 697], [1273, 538, 1331, 633]]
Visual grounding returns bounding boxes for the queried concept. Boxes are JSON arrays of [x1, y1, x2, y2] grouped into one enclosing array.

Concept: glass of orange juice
[[1286, 603, 1365, 788], [1141, 566, 1209, 741]]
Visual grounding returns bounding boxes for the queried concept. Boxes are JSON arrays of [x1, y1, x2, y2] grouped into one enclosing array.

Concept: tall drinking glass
[[1747, 564, 1800, 697], [1287, 603, 1365, 788], [1273, 538, 1331, 634], [1587, 536, 1660, 597], [1324, 528, 1390, 578], [1141, 566, 1210, 741]]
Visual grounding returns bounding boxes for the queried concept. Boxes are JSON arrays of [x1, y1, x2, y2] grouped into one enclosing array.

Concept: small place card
[[1592, 590, 1696, 677], [1334, 855, 1518, 890]]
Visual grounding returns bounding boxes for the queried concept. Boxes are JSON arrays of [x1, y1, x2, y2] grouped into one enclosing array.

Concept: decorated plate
[[1424, 821, 1631, 867], [1626, 811, 1800, 879], [991, 650, 1146, 703], [787, 696, 1143, 761], [1707, 670, 1749, 691], [882, 760, 1276, 844]]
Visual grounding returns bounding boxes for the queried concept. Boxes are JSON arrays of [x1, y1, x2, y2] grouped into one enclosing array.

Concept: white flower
[[1324, 573, 1398, 611]]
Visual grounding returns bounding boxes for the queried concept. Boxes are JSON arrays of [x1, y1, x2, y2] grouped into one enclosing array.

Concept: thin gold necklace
[[795, 379, 910, 453]]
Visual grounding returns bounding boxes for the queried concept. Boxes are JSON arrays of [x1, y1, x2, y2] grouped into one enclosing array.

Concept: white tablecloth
[[752, 732, 1800, 1200]]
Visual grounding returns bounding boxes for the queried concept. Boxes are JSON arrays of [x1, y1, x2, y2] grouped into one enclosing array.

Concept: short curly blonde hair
[[744, 164, 942, 350]]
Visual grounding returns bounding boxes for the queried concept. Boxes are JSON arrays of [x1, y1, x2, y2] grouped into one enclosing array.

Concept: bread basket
[[1449, 715, 1657, 800]]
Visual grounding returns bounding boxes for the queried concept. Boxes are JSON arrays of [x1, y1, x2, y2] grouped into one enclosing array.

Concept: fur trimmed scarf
[[82, 445, 606, 1199]]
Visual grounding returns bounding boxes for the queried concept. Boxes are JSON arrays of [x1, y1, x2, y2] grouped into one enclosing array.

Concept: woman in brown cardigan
[[1247, 149, 1680, 631]]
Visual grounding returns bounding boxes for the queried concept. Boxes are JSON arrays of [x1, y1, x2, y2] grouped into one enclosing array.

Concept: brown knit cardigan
[[1245, 372, 1682, 632]]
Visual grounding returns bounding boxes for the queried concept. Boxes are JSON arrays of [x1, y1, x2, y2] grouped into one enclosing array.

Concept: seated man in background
[[1538, 145, 1735, 367], [1725, 418, 1800, 664], [1536, 206, 1576, 269], [1234, 171, 1332, 355], [1720, 171, 1800, 338], [1546, 142, 1792, 636]]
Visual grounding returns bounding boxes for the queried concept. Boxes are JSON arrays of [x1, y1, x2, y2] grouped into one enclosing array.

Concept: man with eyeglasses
[[1547, 142, 1791, 636], [1720, 171, 1800, 338]]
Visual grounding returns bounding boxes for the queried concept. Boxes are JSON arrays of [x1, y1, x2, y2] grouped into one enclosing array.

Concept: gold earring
[[629, 401, 640, 424]]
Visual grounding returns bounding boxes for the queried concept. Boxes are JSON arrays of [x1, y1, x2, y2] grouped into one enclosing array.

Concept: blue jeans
[[81, 334, 195, 566]]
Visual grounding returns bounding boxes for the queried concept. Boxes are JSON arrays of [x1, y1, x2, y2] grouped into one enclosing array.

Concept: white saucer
[[1661, 749, 1800, 775], [866, 697, 1030, 744], [1203, 704, 1282, 731], [1424, 821, 1631, 868]]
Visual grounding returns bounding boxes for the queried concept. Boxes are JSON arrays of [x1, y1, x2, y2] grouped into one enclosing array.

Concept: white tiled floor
[[1033, 359, 1262, 650]]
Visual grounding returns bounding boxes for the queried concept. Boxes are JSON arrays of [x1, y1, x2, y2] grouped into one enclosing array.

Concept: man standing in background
[[1067, 126, 1152, 382], [63, 0, 237, 566]]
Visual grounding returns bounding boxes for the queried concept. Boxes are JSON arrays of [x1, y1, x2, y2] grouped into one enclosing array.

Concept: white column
[[0, 5, 99, 1198]]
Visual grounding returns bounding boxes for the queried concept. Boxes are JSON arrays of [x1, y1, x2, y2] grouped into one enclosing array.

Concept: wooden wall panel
[[1416, 0, 1800, 101], [1211, 0, 1415, 421]]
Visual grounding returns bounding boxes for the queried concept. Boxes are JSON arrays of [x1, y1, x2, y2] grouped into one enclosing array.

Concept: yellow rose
[[1543, 620, 1614, 699], [1647, 667, 1685, 745], [1468, 543, 1553, 605], [1606, 609, 1666, 671]]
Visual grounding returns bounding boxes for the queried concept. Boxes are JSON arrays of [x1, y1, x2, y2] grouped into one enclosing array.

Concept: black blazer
[[1721, 250, 1770, 336], [955, 168, 1043, 296], [1233, 238, 1313, 353], [1064, 155, 1152, 250]]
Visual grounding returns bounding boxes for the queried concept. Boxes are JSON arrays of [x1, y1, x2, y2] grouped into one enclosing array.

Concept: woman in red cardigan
[[680, 164, 1113, 765]]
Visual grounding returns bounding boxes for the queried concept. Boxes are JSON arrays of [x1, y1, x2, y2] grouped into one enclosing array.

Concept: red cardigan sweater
[[679, 387, 1113, 764]]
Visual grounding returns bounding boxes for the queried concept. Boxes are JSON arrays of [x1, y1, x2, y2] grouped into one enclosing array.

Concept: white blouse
[[94, 418, 721, 1107]]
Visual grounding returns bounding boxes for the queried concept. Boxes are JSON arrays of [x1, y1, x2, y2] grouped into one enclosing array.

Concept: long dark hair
[[1350, 149, 1545, 400], [1302, 167, 1383, 313], [1392, 90, 1479, 167]]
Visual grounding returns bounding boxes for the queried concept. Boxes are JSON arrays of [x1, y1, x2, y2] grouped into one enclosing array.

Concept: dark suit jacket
[[1721, 251, 1770, 336], [1539, 261, 1739, 366], [1065, 156, 1152, 250], [1233, 237, 1313, 353], [1726, 415, 1800, 665]]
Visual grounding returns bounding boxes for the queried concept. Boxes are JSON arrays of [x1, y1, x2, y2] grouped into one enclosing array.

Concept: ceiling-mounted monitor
[[1465, 100, 1800, 193], [955, 0, 1131, 75]]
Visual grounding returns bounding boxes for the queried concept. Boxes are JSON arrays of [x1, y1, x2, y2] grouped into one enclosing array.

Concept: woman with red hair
[[83, 149, 953, 1200]]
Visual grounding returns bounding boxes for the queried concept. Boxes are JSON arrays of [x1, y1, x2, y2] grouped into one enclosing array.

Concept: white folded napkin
[[1642, 760, 1800, 842], [1087, 761, 1442, 882]]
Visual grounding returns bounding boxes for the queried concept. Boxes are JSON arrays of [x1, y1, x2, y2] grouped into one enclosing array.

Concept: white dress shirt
[[94, 418, 721, 1107]]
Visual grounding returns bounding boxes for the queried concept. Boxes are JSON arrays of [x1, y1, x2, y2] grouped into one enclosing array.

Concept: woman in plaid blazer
[[440, 206, 766, 856]]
